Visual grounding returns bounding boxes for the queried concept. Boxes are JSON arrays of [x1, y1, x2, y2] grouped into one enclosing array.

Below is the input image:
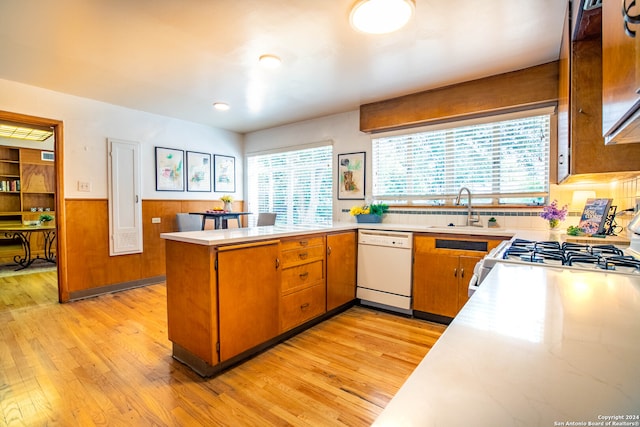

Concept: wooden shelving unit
[[0, 146, 56, 264]]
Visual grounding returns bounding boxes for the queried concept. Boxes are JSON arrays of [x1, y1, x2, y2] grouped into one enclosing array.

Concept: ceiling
[[0, 0, 568, 134]]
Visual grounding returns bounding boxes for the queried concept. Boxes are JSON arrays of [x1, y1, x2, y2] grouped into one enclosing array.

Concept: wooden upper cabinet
[[602, 0, 640, 144], [557, 2, 571, 183], [557, 3, 640, 182]]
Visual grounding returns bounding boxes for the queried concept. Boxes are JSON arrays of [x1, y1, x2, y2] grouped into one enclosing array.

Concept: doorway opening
[[0, 110, 66, 303]]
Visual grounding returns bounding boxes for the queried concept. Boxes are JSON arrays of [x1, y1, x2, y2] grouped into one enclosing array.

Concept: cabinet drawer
[[280, 244, 325, 267], [280, 236, 325, 252], [281, 260, 325, 294], [280, 283, 326, 332]]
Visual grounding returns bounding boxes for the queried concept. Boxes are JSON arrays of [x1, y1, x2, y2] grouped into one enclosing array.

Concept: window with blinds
[[372, 113, 551, 205], [246, 143, 333, 226]]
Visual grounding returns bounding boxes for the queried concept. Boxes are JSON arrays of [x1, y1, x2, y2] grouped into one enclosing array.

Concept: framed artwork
[[155, 147, 184, 191], [186, 151, 212, 192], [337, 152, 365, 200], [214, 154, 236, 192]]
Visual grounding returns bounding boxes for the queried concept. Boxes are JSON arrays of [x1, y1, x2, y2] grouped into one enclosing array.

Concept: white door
[[108, 138, 142, 255]]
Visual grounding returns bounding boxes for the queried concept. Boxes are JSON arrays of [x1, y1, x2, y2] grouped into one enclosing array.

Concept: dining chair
[[256, 212, 277, 226], [176, 213, 203, 231]]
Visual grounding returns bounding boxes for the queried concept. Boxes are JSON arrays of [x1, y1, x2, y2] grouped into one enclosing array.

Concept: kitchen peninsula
[[161, 223, 516, 375]]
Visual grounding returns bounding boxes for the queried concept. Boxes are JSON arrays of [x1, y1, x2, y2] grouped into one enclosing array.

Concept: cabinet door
[[457, 255, 482, 311], [217, 240, 280, 362], [557, 1, 570, 182], [413, 252, 459, 318], [602, 0, 640, 140], [326, 231, 356, 311]]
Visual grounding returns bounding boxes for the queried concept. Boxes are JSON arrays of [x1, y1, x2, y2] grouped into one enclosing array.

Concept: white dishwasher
[[357, 229, 413, 314]]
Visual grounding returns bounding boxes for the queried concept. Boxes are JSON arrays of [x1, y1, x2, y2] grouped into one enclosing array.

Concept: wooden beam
[[360, 61, 559, 133]]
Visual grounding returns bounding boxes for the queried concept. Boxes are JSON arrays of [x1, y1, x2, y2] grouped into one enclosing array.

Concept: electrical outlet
[[151, 217, 161, 224], [78, 181, 91, 192]]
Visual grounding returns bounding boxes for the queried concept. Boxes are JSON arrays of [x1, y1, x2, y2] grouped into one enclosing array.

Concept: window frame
[[245, 141, 334, 226], [370, 107, 557, 207]]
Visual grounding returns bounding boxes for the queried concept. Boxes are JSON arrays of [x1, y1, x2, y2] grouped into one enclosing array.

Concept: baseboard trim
[[68, 276, 165, 301]]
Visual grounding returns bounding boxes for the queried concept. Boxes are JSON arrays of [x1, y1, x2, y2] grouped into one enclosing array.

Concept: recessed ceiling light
[[350, 0, 415, 34], [213, 102, 230, 111], [259, 54, 281, 68]]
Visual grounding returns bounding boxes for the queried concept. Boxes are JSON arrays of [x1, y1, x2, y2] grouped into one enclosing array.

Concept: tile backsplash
[[338, 175, 640, 231]]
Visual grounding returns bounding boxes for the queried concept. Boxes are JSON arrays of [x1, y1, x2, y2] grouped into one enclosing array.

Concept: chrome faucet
[[455, 187, 481, 227]]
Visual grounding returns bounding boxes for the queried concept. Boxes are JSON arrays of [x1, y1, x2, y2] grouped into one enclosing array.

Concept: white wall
[[0, 78, 244, 200], [244, 110, 370, 221]]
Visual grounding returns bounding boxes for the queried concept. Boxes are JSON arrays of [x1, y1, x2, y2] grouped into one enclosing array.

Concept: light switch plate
[[78, 181, 91, 192], [151, 217, 161, 224]]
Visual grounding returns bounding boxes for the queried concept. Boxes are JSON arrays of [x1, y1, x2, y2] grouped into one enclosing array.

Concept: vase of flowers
[[350, 203, 389, 223], [220, 195, 233, 212], [540, 199, 568, 230]]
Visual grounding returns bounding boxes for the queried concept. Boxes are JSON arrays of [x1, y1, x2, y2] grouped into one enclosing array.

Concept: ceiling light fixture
[[259, 54, 281, 68], [0, 123, 53, 141], [213, 102, 230, 111], [350, 0, 415, 34]]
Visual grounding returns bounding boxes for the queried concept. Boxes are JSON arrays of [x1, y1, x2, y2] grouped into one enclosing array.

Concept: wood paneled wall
[[360, 61, 559, 133], [64, 198, 244, 296]]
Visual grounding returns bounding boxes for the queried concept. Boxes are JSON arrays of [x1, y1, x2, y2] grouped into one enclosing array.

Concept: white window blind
[[372, 113, 551, 205], [247, 144, 333, 225]]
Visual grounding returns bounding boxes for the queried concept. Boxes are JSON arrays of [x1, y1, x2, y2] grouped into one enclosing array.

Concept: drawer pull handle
[[298, 252, 308, 260], [275, 258, 280, 269], [299, 272, 309, 279], [299, 240, 308, 246], [300, 303, 310, 310]]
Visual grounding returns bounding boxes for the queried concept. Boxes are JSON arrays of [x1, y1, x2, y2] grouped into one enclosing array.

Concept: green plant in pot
[[39, 213, 54, 224], [350, 202, 389, 223]]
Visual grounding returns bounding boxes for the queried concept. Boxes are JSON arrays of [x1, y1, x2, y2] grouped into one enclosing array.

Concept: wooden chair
[[176, 213, 203, 231], [256, 213, 277, 226]]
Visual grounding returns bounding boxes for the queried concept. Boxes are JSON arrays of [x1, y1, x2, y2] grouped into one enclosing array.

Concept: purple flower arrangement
[[540, 199, 568, 229]]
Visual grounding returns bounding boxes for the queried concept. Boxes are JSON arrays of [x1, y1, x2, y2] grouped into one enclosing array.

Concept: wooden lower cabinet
[[166, 240, 218, 366], [413, 235, 504, 319], [280, 283, 326, 331], [165, 230, 358, 376], [326, 231, 357, 311], [279, 235, 326, 332], [217, 240, 281, 362]]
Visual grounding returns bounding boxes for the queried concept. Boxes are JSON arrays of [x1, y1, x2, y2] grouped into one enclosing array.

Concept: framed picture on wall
[[155, 147, 184, 191], [337, 152, 365, 200], [214, 154, 235, 193], [186, 151, 211, 192]]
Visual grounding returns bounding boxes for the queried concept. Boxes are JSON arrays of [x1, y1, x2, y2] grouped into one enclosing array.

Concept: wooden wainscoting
[[64, 199, 245, 299], [0, 272, 446, 426]]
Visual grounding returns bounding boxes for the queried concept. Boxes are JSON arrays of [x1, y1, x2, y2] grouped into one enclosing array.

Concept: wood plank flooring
[[0, 272, 445, 426]]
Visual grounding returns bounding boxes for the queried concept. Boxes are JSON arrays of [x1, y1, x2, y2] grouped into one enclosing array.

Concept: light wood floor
[[0, 272, 445, 426]]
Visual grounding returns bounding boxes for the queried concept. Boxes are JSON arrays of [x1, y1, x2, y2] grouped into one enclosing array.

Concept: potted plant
[[350, 203, 389, 223], [220, 195, 233, 212], [540, 199, 568, 230], [488, 217, 498, 228], [39, 213, 54, 225]]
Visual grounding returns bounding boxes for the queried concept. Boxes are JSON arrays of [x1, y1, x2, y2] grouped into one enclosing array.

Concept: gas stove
[[469, 221, 640, 297], [501, 239, 640, 274]]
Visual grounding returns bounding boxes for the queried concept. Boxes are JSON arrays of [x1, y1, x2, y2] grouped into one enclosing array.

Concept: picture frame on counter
[[186, 151, 212, 192], [155, 147, 184, 191], [337, 151, 365, 200], [214, 154, 235, 193]]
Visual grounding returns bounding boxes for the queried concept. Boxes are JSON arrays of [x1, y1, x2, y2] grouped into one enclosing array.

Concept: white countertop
[[374, 263, 640, 426], [159, 221, 549, 246]]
